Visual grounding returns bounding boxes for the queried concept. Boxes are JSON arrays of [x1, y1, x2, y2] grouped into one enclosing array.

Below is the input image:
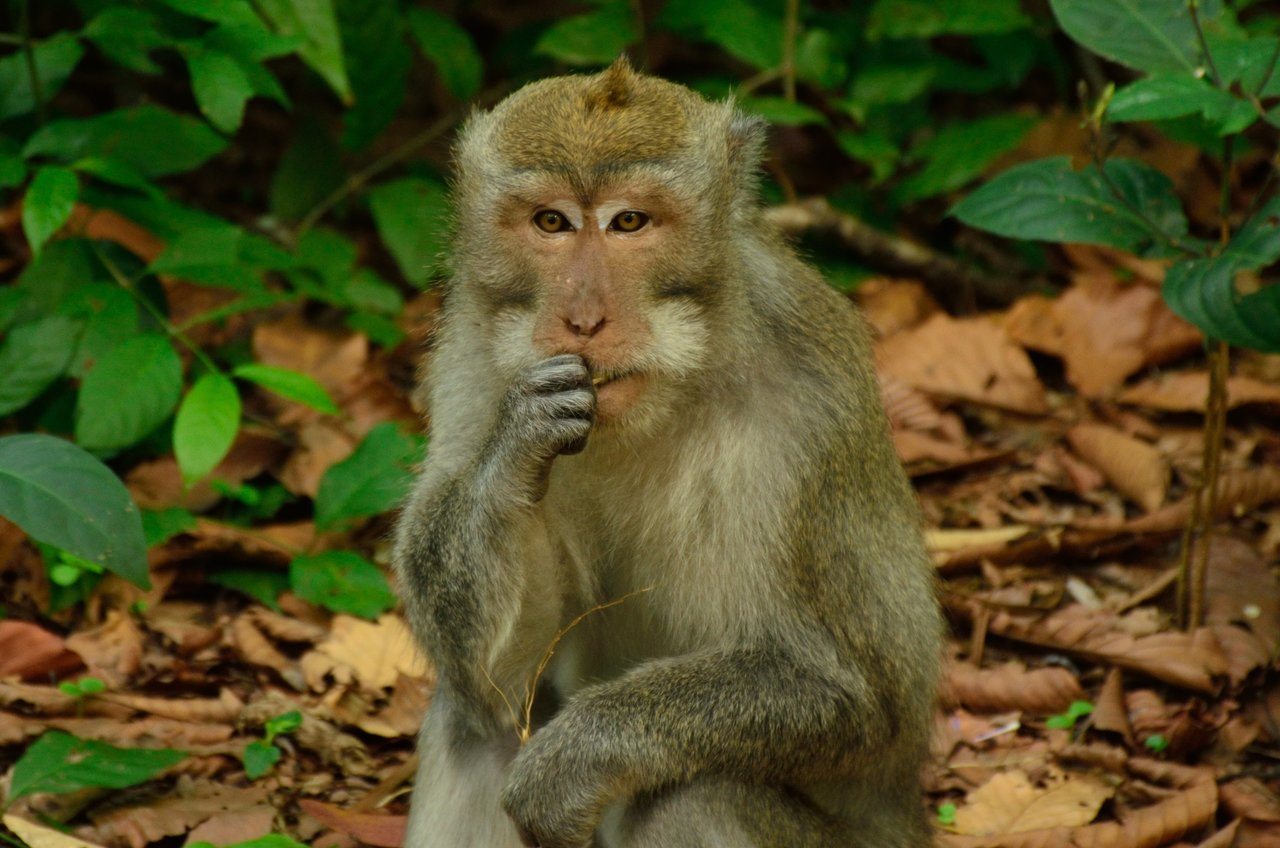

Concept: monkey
[[391, 57, 942, 848]]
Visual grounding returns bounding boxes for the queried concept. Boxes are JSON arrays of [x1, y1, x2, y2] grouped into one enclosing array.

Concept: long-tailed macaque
[[392, 57, 941, 848]]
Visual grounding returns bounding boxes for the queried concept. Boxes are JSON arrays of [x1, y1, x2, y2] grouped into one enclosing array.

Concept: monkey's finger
[[530, 357, 590, 392], [559, 434, 588, 456]]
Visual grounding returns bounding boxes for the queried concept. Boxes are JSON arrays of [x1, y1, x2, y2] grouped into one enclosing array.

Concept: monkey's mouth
[[591, 368, 638, 388]]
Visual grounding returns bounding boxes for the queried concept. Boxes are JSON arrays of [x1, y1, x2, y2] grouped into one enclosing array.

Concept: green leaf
[[256, 0, 352, 103], [75, 334, 184, 455], [0, 33, 84, 121], [1108, 75, 1257, 135], [794, 29, 848, 89], [0, 316, 80, 415], [289, 551, 396, 619], [186, 48, 256, 133], [315, 422, 418, 529], [406, 8, 484, 101], [0, 138, 26, 188], [896, 113, 1036, 202], [867, 0, 1030, 39], [241, 740, 281, 779], [23, 166, 80, 255], [1163, 197, 1280, 351], [269, 120, 344, 222], [25, 105, 230, 178], [71, 157, 162, 197], [156, 0, 264, 25], [9, 731, 184, 802], [937, 803, 957, 826], [233, 363, 339, 413], [174, 374, 242, 486], [951, 156, 1188, 256], [836, 131, 900, 183], [338, 0, 412, 150], [83, 8, 169, 74], [848, 63, 938, 111], [535, 2, 637, 66], [1144, 733, 1169, 752], [1049, 0, 1221, 75], [141, 507, 197, 546], [58, 283, 141, 378], [264, 710, 302, 741], [367, 176, 450, 286], [209, 567, 289, 609], [192, 837, 309, 848], [738, 96, 826, 126], [659, 0, 783, 70]]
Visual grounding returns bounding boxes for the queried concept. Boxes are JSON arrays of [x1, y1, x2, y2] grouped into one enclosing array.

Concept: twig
[[738, 67, 784, 97], [19, 0, 45, 125], [351, 754, 419, 812], [764, 197, 1049, 308], [782, 0, 800, 102], [515, 587, 652, 744]]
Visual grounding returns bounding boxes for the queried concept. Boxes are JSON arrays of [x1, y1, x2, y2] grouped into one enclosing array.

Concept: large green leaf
[[269, 121, 344, 222], [897, 113, 1036, 202], [83, 8, 169, 73], [950, 156, 1188, 255], [0, 434, 148, 586], [1049, 0, 1221, 75], [25, 106, 229, 178], [535, 2, 637, 67], [658, 0, 783, 70], [174, 373, 242, 486], [58, 283, 139, 378], [738, 97, 827, 126], [367, 176, 449, 287], [192, 835, 309, 848], [315, 422, 418, 529], [289, 551, 396, 619], [9, 731, 184, 802], [1163, 197, 1280, 351], [22, 166, 79, 255], [156, 0, 262, 25], [186, 47, 256, 133], [75, 334, 184, 455], [1108, 75, 1257, 135], [338, 0, 411, 149], [867, 0, 1031, 39], [406, 8, 483, 101], [0, 33, 84, 121], [256, 0, 351, 103], [233, 363, 338, 413], [0, 316, 80, 415]]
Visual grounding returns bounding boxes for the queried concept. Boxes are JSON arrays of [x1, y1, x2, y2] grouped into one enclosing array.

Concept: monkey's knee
[[603, 780, 845, 848]]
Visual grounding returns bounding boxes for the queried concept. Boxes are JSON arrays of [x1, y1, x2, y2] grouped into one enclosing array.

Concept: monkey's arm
[[393, 354, 595, 729], [501, 644, 893, 847]]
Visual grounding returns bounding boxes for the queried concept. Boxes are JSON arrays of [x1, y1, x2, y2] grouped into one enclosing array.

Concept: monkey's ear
[[727, 111, 768, 175]]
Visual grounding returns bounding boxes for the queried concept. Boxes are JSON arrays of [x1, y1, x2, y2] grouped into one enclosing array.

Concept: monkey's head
[[449, 57, 768, 430]]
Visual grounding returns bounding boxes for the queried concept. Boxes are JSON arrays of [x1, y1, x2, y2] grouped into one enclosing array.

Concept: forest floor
[[1, 214, 1280, 848]]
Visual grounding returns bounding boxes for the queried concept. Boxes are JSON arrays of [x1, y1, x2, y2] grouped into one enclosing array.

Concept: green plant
[[1144, 733, 1170, 753], [936, 802, 957, 826], [1044, 699, 1094, 730], [241, 709, 302, 780], [952, 0, 1280, 629], [5, 730, 184, 806]]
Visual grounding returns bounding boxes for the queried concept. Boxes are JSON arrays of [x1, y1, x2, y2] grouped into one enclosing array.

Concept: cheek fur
[[633, 300, 709, 378], [489, 309, 541, 375]]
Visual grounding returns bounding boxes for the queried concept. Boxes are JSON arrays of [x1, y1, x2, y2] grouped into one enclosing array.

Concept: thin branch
[[19, 0, 45, 125], [765, 197, 1053, 308], [782, 0, 800, 102], [0, 33, 24, 46], [1188, 0, 1222, 87], [738, 66, 784, 97]]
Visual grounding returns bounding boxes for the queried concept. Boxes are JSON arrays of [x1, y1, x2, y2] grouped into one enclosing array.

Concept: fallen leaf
[[87, 782, 268, 848], [126, 430, 287, 511], [183, 806, 276, 846], [298, 800, 407, 848], [1203, 537, 1280, 654], [0, 621, 82, 680], [1066, 424, 1168, 513], [1091, 669, 1132, 743], [877, 314, 1049, 414], [927, 526, 1033, 552], [4, 815, 109, 848], [305, 614, 430, 692], [941, 661, 1083, 714], [857, 278, 940, 338], [1119, 371, 1280, 413], [952, 770, 1113, 835], [65, 610, 144, 688], [252, 315, 369, 405]]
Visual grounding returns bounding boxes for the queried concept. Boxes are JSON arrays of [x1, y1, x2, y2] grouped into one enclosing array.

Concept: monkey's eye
[[609, 211, 650, 232], [533, 210, 572, 233]]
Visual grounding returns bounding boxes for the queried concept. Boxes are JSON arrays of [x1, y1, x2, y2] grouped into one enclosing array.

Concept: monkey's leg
[[403, 692, 524, 848], [603, 780, 848, 848]]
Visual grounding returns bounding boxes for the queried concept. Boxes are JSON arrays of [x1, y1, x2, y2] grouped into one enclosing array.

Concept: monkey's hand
[[501, 724, 612, 848], [488, 354, 595, 502]]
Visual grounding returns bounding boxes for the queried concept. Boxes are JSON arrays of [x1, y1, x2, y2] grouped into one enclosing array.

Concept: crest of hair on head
[[585, 55, 638, 111]]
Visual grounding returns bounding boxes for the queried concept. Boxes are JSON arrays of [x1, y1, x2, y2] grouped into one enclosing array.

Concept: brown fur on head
[[447, 61, 769, 431]]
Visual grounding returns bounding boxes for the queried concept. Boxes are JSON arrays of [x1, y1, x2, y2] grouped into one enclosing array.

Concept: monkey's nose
[[563, 315, 607, 338]]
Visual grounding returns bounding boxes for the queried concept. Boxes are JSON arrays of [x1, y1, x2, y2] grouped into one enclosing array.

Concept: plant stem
[[1188, 0, 1222, 87], [19, 0, 45, 125], [628, 0, 648, 70], [782, 0, 800, 102]]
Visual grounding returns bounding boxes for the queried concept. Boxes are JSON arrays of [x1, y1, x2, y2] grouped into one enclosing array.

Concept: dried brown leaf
[[0, 621, 82, 680], [1203, 538, 1280, 654], [1123, 468, 1280, 534], [64, 611, 144, 689], [1067, 424, 1168, 513], [246, 607, 327, 644], [125, 431, 287, 511], [297, 800, 407, 848], [183, 806, 275, 847], [87, 782, 268, 848], [5, 815, 109, 848], [1221, 778, 1280, 823], [1091, 669, 1132, 743], [1119, 372, 1280, 413], [304, 615, 431, 692], [951, 770, 1113, 836], [941, 661, 1083, 714], [97, 688, 245, 722], [876, 314, 1049, 414], [857, 278, 940, 338]]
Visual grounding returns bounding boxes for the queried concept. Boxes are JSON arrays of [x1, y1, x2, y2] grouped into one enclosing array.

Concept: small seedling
[[936, 803, 957, 826], [58, 677, 106, 699], [1143, 733, 1169, 753], [1045, 700, 1094, 730], [242, 710, 302, 779]]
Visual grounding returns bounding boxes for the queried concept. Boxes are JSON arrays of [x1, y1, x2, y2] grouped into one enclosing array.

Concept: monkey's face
[[483, 177, 712, 428]]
